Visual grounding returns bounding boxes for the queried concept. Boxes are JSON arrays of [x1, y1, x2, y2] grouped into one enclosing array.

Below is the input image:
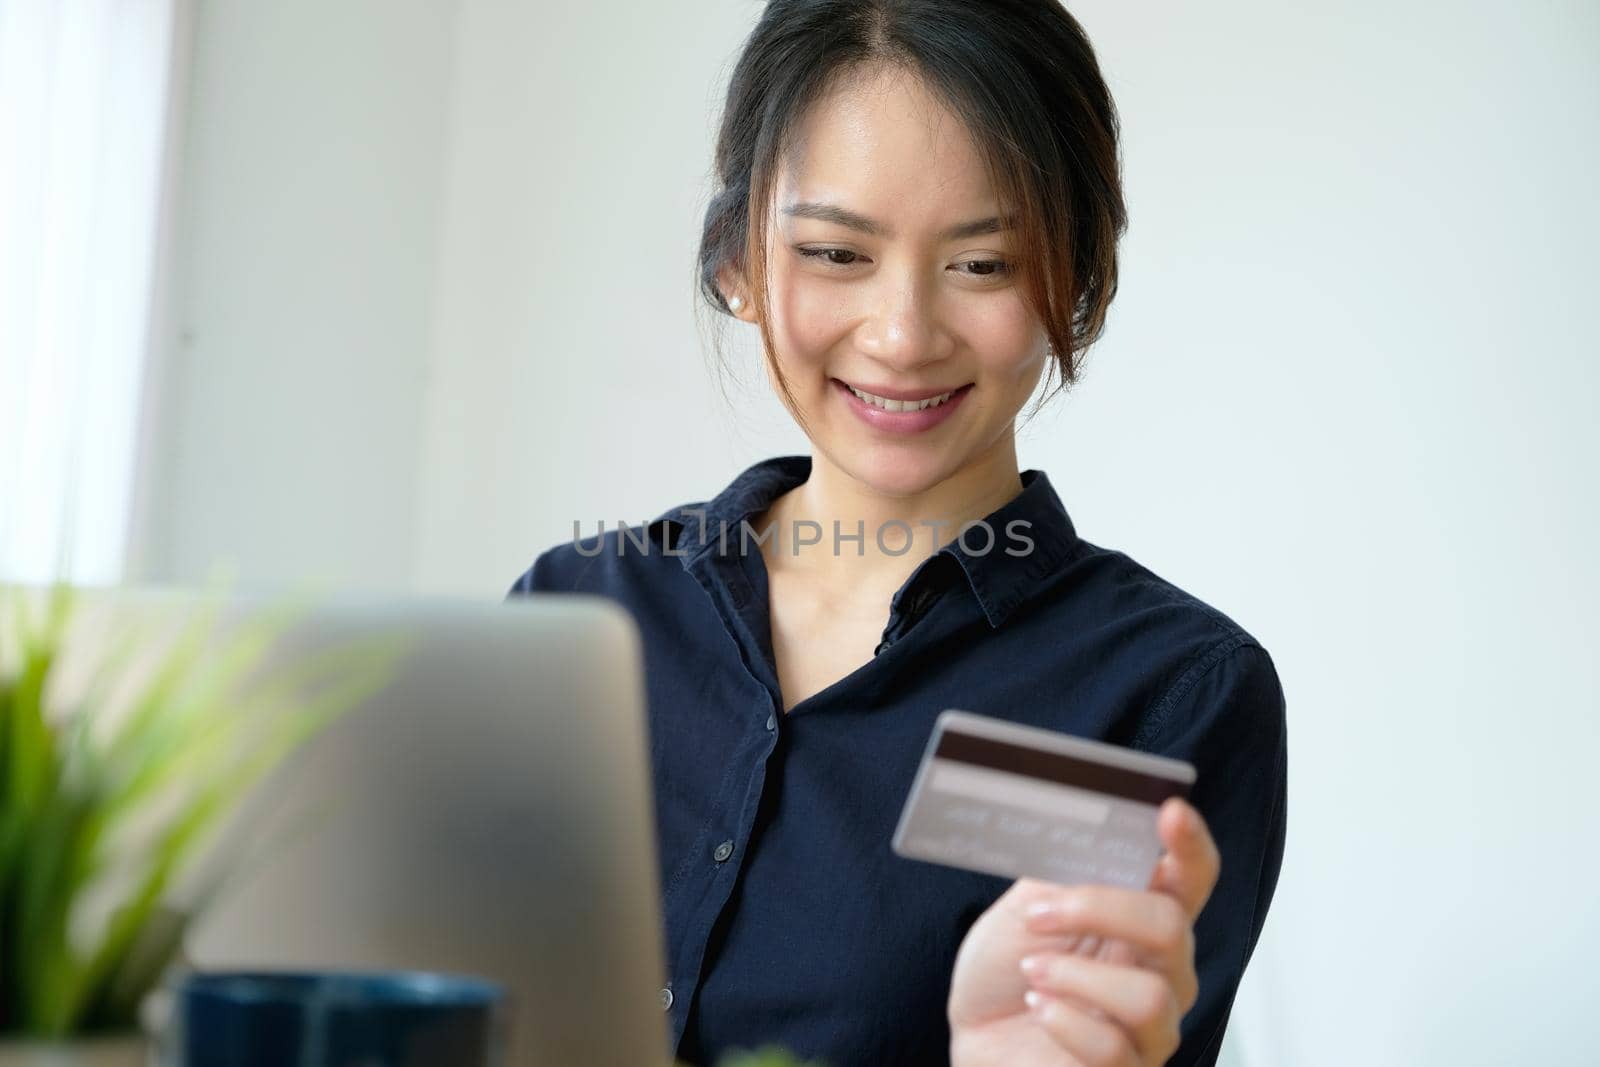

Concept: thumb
[[1148, 797, 1220, 920]]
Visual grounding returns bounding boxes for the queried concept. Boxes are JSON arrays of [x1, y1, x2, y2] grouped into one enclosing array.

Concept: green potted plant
[[703, 1050, 830, 1067], [0, 582, 402, 1065]]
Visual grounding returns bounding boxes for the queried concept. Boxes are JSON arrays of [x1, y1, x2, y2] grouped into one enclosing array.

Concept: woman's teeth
[[847, 385, 956, 412]]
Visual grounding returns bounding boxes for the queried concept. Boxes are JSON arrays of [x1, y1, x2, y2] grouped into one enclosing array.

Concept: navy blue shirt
[[506, 454, 1287, 1067]]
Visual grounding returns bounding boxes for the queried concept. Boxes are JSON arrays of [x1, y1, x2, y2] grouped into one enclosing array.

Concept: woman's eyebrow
[[781, 201, 1012, 241]]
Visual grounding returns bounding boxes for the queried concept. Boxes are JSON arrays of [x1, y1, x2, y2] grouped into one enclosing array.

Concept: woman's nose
[[856, 274, 950, 370]]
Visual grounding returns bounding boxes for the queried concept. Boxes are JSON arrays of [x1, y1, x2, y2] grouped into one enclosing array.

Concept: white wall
[[1073, 7, 1599, 1063], [132, 0, 460, 592], [135, 2, 1600, 1064], [410, 0, 793, 595]]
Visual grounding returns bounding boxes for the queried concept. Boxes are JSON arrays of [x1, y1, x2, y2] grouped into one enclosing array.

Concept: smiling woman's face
[[733, 63, 1050, 498]]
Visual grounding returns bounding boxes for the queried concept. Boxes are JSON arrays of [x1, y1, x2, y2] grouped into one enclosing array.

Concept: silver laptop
[[67, 588, 671, 1067]]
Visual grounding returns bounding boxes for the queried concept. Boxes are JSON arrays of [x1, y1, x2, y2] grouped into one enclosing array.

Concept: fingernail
[[1019, 955, 1044, 977], [1023, 989, 1045, 1012], [1024, 902, 1057, 922]]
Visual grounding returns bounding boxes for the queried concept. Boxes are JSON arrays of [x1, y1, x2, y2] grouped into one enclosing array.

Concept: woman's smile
[[832, 378, 974, 434]]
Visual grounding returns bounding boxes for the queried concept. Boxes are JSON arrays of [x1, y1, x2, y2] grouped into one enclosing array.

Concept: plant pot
[[0, 1036, 148, 1067]]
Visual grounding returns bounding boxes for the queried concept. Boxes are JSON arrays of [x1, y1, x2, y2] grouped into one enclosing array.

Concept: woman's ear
[[715, 267, 753, 322]]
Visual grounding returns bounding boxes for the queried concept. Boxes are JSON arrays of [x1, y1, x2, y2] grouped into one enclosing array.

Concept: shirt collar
[[649, 454, 1080, 629]]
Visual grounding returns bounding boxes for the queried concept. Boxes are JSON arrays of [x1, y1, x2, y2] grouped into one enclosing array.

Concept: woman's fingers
[[1021, 953, 1182, 1063], [1022, 988, 1143, 1067], [1149, 798, 1221, 920], [1024, 884, 1189, 957], [1023, 885, 1197, 1011]]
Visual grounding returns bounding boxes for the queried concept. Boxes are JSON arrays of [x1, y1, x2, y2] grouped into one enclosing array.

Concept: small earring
[[728, 295, 743, 312]]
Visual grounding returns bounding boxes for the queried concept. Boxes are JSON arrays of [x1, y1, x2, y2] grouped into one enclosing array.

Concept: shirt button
[[765, 712, 777, 731], [659, 986, 673, 1011], [713, 840, 734, 863]]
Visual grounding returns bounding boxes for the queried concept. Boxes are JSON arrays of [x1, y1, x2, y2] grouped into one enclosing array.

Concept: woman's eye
[[797, 247, 862, 267], [958, 259, 1010, 278]]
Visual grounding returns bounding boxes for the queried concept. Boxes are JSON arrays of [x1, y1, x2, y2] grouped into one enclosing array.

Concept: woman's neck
[[757, 435, 1026, 592]]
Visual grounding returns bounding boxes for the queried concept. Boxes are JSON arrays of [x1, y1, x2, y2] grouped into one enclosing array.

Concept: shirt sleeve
[[1138, 639, 1289, 1067]]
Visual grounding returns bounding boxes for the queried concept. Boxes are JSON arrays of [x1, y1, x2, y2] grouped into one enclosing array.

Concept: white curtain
[[0, 0, 179, 584]]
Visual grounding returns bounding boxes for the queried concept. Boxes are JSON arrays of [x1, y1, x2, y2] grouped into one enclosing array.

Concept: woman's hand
[[947, 797, 1221, 1066]]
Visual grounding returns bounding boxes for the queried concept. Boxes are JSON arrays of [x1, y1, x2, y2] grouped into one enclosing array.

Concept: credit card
[[891, 709, 1197, 889]]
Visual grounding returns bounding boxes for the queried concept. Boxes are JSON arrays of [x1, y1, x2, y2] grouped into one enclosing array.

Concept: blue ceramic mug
[[161, 970, 507, 1067]]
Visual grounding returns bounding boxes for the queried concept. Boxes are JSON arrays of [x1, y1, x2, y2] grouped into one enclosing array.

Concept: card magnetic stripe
[[932, 730, 1191, 806]]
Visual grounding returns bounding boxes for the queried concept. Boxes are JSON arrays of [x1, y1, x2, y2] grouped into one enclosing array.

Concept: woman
[[509, 2, 1287, 1064]]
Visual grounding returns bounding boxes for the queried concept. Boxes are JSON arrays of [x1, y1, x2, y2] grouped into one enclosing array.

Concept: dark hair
[[695, 0, 1127, 422]]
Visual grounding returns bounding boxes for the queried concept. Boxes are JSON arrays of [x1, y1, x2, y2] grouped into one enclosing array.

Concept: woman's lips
[[833, 378, 973, 434]]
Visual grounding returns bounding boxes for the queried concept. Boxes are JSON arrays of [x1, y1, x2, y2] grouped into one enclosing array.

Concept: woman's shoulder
[[1060, 535, 1263, 647], [1044, 535, 1285, 748], [505, 456, 806, 599], [503, 499, 709, 600]]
